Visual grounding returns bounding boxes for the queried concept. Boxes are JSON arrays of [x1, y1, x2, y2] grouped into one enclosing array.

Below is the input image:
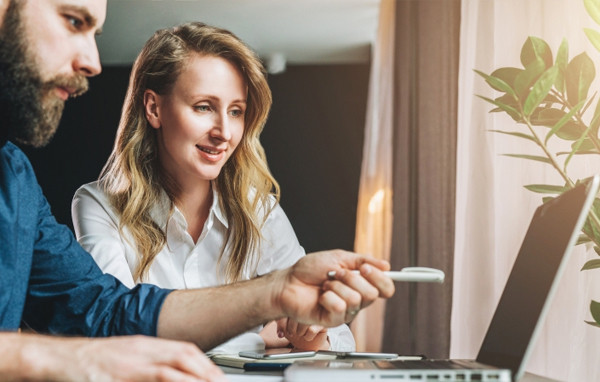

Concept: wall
[[21, 63, 370, 253]]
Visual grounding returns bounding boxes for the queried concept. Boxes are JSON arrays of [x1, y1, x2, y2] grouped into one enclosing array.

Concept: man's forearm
[[0, 333, 81, 381], [156, 270, 286, 350]]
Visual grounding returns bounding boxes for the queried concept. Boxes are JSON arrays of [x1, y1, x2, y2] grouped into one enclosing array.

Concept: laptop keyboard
[[376, 359, 487, 370]]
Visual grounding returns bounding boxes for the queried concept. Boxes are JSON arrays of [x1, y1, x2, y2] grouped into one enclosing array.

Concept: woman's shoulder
[[74, 180, 109, 202]]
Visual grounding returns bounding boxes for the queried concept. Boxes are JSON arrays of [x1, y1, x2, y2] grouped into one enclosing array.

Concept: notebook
[[285, 175, 600, 382]]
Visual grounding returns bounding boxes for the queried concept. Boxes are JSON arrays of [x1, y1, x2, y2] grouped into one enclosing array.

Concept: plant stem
[[550, 89, 600, 153], [522, 116, 574, 187]]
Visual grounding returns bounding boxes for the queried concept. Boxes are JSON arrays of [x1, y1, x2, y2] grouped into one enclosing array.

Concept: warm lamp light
[[368, 188, 386, 214]]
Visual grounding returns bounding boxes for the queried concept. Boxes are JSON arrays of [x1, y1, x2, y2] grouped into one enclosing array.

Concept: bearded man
[[0, 1, 394, 381]]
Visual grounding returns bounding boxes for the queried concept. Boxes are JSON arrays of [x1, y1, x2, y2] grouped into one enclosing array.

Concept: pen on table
[[243, 362, 290, 371], [326, 268, 445, 283]]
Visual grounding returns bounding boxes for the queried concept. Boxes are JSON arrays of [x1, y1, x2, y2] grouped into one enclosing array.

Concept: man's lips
[[55, 85, 82, 101], [54, 87, 70, 101]]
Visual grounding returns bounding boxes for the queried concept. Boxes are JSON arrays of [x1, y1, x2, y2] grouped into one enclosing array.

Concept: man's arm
[[0, 332, 225, 381], [157, 250, 394, 350]]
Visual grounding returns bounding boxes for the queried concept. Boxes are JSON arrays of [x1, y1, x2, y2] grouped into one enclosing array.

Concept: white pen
[[327, 267, 445, 283]]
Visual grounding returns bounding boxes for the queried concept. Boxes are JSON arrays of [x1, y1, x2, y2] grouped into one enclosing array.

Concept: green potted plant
[[475, 0, 600, 328]]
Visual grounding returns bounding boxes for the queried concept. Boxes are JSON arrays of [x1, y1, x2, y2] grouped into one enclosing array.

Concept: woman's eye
[[195, 105, 211, 112], [230, 109, 244, 117]]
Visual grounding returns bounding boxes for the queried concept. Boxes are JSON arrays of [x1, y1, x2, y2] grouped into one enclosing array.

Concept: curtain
[[455, 0, 600, 380], [381, 0, 460, 358], [351, 0, 396, 352]]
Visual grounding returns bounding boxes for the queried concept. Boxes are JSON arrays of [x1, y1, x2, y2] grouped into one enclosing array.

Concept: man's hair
[[100, 22, 278, 283], [0, 0, 44, 146]]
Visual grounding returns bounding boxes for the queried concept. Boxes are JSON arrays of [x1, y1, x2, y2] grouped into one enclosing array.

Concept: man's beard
[[0, 1, 89, 148]]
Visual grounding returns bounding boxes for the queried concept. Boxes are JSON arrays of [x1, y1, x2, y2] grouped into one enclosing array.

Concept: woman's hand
[[276, 318, 330, 351], [259, 320, 290, 348]]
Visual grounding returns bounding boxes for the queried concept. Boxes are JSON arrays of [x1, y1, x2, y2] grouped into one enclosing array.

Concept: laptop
[[285, 175, 600, 382]]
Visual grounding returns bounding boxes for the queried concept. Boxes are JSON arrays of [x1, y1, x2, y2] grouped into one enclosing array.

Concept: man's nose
[[73, 37, 102, 76]]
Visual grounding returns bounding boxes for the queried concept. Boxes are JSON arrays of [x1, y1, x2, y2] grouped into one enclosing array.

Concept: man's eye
[[66, 16, 84, 29]]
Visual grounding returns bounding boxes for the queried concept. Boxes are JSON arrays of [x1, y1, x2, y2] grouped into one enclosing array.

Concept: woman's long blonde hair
[[100, 22, 279, 283]]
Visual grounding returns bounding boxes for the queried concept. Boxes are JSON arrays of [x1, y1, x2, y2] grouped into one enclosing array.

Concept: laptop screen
[[476, 181, 595, 377]]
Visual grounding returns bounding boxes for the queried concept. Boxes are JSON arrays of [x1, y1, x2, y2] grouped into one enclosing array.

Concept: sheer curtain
[[351, 0, 395, 352], [455, 0, 600, 380]]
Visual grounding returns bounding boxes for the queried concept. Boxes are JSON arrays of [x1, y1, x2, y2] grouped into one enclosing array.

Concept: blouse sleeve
[[71, 182, 137, 288], [255, 201, 356, 351]]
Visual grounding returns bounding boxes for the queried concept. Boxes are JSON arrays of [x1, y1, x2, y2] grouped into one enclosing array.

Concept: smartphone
[[238, 348, 317, 359], [317, 350, 399, 359]]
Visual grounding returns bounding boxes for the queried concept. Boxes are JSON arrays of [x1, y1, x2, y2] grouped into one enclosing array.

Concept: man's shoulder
[[0, 141, 33, 168], [0, 141, 36, 182]]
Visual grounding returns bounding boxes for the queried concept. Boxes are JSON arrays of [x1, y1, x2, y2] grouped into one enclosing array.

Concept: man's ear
[[144, 90, 161, 129]]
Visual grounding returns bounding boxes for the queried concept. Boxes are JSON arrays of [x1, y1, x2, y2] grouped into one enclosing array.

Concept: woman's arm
[[257, 202, 357, 351], [71, 182, 136, 288]]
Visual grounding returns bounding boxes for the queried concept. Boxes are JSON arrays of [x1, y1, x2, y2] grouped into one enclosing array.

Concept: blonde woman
[[71, 22, 355, 353]]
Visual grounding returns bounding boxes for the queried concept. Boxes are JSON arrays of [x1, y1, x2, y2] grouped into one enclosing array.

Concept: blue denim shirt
[[0, 142, 171, 336]]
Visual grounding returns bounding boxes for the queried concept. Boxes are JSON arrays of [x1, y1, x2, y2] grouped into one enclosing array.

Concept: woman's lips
[[196, 145, 225, 162]]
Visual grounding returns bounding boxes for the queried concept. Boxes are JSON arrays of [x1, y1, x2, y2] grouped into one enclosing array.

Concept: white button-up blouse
[[71, 181, 355, 353]]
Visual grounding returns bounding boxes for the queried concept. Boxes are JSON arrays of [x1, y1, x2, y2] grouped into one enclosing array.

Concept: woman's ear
[[144, 90, 161, 129]]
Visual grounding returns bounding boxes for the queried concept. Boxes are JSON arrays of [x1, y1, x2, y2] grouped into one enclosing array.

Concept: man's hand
[[276, 317, 329, 351], [274, 250, 395, 328], [2, 333, 226, 382]]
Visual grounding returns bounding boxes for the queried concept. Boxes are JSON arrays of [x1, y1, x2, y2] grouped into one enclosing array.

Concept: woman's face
[[146, 53, 247, 188]]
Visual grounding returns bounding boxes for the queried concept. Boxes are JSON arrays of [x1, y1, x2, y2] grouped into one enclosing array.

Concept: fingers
[[280, 317, 329, 350], [145, 365, 226, 382], [357, 263, 395, 299], [275, 318, 287, 338], [77, 336, 227, 382], [301, 325, 326, 342], [322, 263, 394, 322], [261, 320, 290, 348], [329, 250, 391, 274], [168, 342, 225, 382]]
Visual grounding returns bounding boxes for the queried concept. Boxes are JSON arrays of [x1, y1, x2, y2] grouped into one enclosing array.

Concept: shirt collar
[[211, 186, 229, 229], [149, 183, 229, 230]]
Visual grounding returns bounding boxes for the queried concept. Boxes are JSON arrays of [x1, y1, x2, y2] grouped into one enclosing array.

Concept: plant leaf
[[585, 28, 600, 55], [577, 234, 592, 245], [585, 320, 600, 328], [524, 66, 559, 116], [531, 107, 566, 127], [555, 120, 587, 141], [515, 56, 546, 97], [545, 100, 585, 144], [474, 69, 517, 98], [565, 124, 593, 170], [585, 0, 600, 26], [476, 95, 521, 119], [572, 138, 597, 152], [520, 36, 553, 69], [566, 52, 596, 106], [590, 300, 600, 326], [523, 184, 566, 194], [489, 130, 537, 143], [590, 99, 600, 135], [502, 154, 552, 164], [514, 57, 546, 99], [491, 67, 523, 89], [555, 38, 568, 92], [581, 259, 600, 270], [557, 150, 600, 156]]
